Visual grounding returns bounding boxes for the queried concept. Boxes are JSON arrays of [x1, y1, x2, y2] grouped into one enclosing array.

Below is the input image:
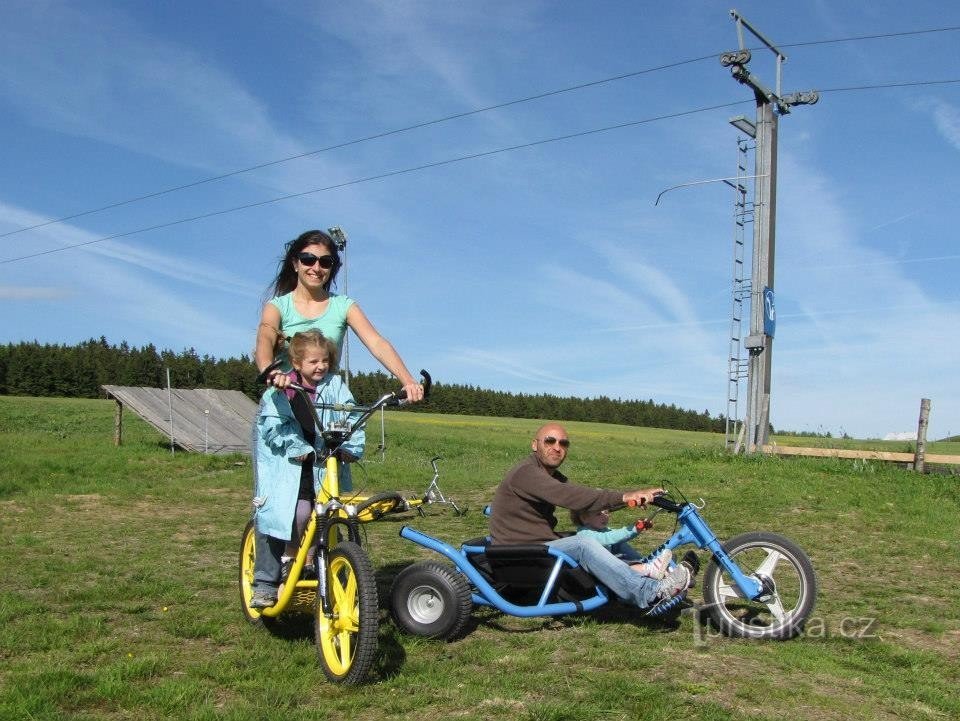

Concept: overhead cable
[[2, 23, 958, 241]]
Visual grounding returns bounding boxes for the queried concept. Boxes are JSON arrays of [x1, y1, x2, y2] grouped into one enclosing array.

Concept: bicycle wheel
[[314, 541, 379, 684], [391, 561, 473, 640], [702, 531, 816, 640], [239, 520, 266, 624]]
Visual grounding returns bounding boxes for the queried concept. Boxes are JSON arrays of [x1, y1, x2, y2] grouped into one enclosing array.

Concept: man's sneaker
[[249, 588, 278, 609], [654, 563, 691, 602], [679, 550, 700, 587], [647, 549, 673, 579]]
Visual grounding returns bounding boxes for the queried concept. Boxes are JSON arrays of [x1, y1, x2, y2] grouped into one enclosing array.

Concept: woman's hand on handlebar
[[399, 381, 424, 403], [397, 369, 431, 404]]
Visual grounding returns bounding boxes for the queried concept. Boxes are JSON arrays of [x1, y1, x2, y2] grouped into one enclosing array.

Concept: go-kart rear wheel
[[314, 541, 379, 684], [390, 561, 473, 640], [702, 531, 816, 640]]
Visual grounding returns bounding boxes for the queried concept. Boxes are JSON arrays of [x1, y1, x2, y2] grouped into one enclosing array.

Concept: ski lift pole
[[328, 226, 350, 387]]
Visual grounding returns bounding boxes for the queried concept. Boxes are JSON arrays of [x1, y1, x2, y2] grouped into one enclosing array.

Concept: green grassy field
[[1, 396, 957, 721]]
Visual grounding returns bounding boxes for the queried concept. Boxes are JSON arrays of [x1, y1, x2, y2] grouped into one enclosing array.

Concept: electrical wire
[[1, 24, 957, 242], [1, 99, 750, 263], [3, 74, 959, 265]]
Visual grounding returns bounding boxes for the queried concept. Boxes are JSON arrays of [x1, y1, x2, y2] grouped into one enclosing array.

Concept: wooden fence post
[[114, 399, 123, 446], [914, 398, 930, 473]]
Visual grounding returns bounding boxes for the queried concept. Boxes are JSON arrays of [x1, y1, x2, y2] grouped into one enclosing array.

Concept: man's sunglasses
[[297, 252, 336, 269], [541, 436, 570, 448]]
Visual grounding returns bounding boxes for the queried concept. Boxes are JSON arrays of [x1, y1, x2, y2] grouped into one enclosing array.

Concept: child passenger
[[250, 330, 364, 608], [571, 507, 672, 579]]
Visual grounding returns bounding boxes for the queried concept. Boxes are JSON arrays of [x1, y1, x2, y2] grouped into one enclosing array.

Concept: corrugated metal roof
[[102, 385, 257, 454]]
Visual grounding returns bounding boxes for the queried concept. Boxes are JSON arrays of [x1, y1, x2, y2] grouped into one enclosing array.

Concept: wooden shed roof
[[102, 385, 257, 454]]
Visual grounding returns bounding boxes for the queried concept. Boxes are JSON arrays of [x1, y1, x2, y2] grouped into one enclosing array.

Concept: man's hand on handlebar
[[622, 487, 665, 508]]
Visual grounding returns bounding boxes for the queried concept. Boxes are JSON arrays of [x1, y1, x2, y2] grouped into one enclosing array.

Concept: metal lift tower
[[721, 10, 818, 453]]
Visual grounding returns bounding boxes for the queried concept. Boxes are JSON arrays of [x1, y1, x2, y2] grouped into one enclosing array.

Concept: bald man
[[489, 423, 689, 607]]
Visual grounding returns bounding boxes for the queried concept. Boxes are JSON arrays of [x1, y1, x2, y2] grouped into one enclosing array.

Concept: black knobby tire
[[702, 531, 817, 640], [391, 561, 473, 640], [314, 541, 379, 684]]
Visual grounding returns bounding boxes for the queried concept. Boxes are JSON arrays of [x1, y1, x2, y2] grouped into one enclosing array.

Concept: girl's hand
[[269, 369, 292, 389]]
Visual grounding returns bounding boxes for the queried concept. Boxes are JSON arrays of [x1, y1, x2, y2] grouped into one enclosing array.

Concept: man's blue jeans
[[547, 535, 659, 608]]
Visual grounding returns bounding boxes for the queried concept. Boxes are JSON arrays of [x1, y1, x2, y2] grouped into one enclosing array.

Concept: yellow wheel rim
[[317, 555, 361, 675], [240, 525, 262, 620]]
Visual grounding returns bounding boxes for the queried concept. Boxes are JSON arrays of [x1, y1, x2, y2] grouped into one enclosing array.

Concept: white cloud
[[0, 202, 259, 297], [926, 99, 960, 151], [0, 3, 302, 172]]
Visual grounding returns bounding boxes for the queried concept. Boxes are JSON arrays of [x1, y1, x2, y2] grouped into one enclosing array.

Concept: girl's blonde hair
[[288, 330, 339, 371]]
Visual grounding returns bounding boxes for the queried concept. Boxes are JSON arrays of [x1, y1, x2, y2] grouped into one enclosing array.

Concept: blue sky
[[1, 1, 958, 440]]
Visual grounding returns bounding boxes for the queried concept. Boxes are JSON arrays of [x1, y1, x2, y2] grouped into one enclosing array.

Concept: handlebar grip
[[256, 358, 284, 385], [396, 369, 432, 401]]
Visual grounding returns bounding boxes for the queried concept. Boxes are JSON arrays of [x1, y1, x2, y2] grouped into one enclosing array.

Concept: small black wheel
[[390, 561, 473, 640], [702, 531, 816, 640], [315, 541, 379, 684]]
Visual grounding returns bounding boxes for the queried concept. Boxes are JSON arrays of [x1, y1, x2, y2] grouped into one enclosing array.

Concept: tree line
[[0, 338, 726, 433]]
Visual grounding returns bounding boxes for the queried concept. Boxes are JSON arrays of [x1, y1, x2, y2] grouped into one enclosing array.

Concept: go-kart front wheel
[[390, 561, 473, 640], [314, 541, 379, 684], [702, 531, 816, 640]]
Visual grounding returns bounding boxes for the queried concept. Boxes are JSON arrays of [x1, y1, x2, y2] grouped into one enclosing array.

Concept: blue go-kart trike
[[390, 485, 817, 641]]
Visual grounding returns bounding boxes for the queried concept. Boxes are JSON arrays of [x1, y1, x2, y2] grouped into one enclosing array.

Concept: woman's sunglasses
[[297, 252, 336, 269]]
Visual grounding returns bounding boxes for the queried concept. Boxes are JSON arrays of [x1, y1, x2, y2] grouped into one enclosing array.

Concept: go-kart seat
[[461, 536, 599, 606]]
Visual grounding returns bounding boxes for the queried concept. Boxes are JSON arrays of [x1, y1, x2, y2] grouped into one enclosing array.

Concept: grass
[[1, 395, 958, 720]]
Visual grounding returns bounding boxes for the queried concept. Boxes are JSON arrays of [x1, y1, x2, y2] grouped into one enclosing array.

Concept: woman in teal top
[[249, 228, 424, 607], [254, 228, 424, 401]]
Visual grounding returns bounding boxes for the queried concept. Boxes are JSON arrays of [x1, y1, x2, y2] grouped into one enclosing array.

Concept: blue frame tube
[[663, 505, 762, 598], [400, 526, 609, 617]]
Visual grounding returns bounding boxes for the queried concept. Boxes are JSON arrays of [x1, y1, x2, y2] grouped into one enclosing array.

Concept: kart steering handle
[[628, 492, 684, 513]]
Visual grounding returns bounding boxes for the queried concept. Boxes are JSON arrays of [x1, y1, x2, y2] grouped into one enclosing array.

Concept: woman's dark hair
[[270, 229, 342, 297]]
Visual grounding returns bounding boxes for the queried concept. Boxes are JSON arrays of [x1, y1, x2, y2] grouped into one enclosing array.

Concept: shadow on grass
[[258, 612, 314, 641], [374, 561, 687, 640]]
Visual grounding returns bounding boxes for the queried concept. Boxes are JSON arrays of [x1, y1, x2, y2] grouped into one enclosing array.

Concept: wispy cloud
[[926, 98, 960, 151], [0, 202, 259, 296], [0, 3, 302, 172]]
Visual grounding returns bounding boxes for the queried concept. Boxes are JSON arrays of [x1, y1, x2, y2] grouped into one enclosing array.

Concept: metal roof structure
[[102, 385, 257, 454]]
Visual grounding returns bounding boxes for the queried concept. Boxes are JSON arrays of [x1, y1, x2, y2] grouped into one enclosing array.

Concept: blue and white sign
[[763, 286, 776, 337]]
